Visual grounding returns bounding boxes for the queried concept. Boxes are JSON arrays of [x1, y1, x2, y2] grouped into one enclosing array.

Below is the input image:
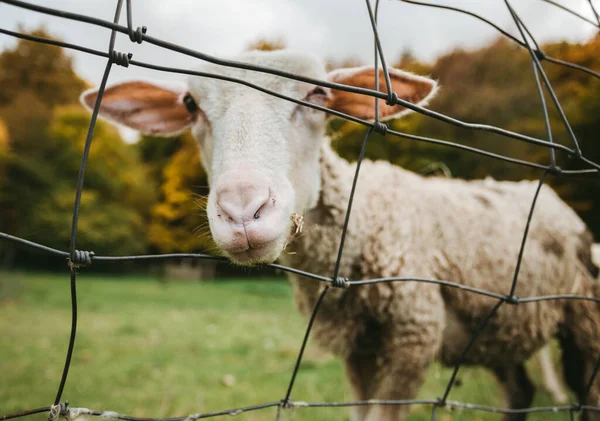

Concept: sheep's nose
[[209, 168, 291, 263], [217, 182, 270, 224]]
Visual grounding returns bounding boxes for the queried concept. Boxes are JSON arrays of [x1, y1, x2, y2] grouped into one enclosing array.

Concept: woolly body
[[283, 141, 599, 420]]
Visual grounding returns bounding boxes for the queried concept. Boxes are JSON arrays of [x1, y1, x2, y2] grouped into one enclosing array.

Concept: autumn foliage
[[0, 29, 598, 267]]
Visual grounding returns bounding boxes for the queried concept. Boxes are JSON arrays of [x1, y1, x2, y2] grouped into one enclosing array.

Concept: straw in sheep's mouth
[[291, 213, 304, 236], [283, 213, 305, 256]]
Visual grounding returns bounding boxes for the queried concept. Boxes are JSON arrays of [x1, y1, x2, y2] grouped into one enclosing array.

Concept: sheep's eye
[[309, 87, 327, 97], [305, 86, 329, 106], [183, 93, 198, 114]]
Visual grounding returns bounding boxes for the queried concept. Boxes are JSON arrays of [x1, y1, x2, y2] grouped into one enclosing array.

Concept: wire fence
[[1, 0, 600, 420]]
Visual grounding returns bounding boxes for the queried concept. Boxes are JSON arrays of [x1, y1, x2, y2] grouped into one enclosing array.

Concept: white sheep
[[81, 50, 600, 421]]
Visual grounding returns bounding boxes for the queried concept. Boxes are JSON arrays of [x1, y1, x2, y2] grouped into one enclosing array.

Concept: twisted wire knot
[[547, 165, 562, 176], [48, 402, 69, 421], [385, 91, 398, 107], [129, 26, 146, 44], [71, 250, 95, 267], [505, 295, 520, 305], [373, 122, 388, 136], [111, 51, 132, 67], [331, 277, 348, 288], [534, 49, 546, 61], [48, 405, 60, 421]]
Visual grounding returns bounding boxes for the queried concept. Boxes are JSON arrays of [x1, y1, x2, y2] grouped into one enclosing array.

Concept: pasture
[[0, 272, 570, 421]]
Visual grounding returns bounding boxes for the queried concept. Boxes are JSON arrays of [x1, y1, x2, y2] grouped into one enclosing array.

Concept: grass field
[[0, 272, 573, 421]]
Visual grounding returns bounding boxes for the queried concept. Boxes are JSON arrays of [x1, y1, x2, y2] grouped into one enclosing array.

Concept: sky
[[1, 0, 598, 141], [1, 0, 598, 85]]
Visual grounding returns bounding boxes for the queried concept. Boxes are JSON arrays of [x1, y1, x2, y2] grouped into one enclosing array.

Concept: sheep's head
[[81, 50, 437, 265]]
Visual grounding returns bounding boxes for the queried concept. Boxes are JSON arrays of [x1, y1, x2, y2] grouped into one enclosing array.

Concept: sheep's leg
[[493, 364, 535, 421], [560, 295, 600, 421], [358, 330, 436, 421], [362, 357, 429, 421], [344, 353, 378, 421], [559, 329, 600, 421], [537, 345, 568, 403]]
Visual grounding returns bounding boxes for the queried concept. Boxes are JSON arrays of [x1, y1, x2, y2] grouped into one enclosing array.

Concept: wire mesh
[[1, 0, 600, 420]]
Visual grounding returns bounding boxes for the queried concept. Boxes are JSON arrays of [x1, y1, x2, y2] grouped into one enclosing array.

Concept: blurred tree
[[0, 28, 158, 260], [329, 35, 600, 237], [394, 48, 432, 76], [0, 118, 8, 186], [0, 26, 86, 109], [145, 133, 213, 253], [1, 105, 155, 255], [0, 27, 87, 245], [1, 27, 598, 267], [0, 119, 8, 157]]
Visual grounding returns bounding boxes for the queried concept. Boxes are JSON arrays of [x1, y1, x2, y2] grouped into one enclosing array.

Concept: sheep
[[81, 49, 600, 421]]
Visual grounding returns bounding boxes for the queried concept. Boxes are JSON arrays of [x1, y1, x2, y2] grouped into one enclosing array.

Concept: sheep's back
[[351, 161, 595, 364], [354, 162, 590, 298]]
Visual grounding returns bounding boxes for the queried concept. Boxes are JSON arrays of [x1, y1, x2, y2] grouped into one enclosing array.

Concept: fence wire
[[1, 0, 600, 420]]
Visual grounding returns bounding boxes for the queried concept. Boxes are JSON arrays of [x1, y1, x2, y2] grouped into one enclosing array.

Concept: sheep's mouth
[[226, 240, 282, 266], [211, 211, 300, 267]]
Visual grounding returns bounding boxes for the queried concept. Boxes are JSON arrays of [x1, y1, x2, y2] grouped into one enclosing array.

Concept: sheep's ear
[[326, 66, 437, 121], [79, 80, 198, 136]]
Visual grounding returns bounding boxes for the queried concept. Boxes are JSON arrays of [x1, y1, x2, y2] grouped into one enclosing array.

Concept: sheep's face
[[186, 51, 330, 265], [81, 50, 437, 265]]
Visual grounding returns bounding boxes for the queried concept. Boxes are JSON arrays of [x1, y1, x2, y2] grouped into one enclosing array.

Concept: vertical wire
[[503, 5, 556, 168], [588, 0, 600, 25], [505, 0, 582, 156], [54, 0, 125, 407], [365, 0, 392, 101], [373, 0, 381, 123], [442, 170, 549, 402], [583, 353, 600, 413], [440, 299, 504, 402], [507, 171, 548, 297], [281, 286, 330, 405]]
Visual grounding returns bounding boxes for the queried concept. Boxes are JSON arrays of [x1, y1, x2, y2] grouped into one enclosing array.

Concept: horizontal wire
[[398, 0, 600, 80], [1, 0, 598, 156], [3, 24, 600, 176], [0, 232, 70, 257], [0, 28, 110, 58], [540, 0, 600, 27], [4, 229, 600, 305], [545, 55, 600, 79], [4, 399, 594, 421], [0, 407, 51, 421], [66, 402, 280, 421], [0, 33, 597, 176], [293, 399, 438, 408], [349, 276, 507, 300]]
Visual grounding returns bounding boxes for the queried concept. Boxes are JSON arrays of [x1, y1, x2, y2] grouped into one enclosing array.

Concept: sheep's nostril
[[216, 184, 271, 224]]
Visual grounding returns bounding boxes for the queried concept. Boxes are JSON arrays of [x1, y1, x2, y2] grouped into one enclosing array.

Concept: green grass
[[0, 272, 572, 421]]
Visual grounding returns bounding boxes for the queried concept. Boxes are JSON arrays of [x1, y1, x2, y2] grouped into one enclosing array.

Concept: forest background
[[0, 29, 598, 275]]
